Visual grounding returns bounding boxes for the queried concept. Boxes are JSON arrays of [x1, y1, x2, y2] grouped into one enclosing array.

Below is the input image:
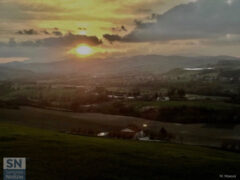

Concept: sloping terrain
[[0, 123, 240, 180], [0, 67, 34, 80], [1, 55, 239, 78], [162, 60, 240, 81]]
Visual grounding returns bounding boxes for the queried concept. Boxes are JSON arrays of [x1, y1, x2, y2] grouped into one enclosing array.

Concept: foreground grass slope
[[0, 123, 240, 180]]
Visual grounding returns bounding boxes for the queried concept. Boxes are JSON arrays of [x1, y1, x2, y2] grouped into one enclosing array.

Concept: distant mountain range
[[0, 66, 34, 81], [0, 55, 240, 80], [162, 59, 240, 82]]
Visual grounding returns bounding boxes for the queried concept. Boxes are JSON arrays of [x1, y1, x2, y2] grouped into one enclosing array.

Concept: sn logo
[[3, 158, 26, 170]]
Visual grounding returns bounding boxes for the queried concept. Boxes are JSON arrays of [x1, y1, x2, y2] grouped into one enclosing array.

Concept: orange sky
[[0, 0, 240, 62]]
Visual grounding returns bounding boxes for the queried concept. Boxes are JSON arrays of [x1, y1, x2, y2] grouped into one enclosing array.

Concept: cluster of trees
[[0, 100, 19, 109], [0, 82, 13, 96], [137, 80, 239, 97], [167, 88, 186, 99], [221, 139, 240, 152], [156, 106, 240, 123], [145, 127, 175, 141], [230, 88, 240, 104], [81, 102, 240, 124], [70, 93, 109, 111], [1, 82, 240, 125]]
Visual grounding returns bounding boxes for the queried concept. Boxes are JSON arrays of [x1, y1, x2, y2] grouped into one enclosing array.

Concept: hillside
[[0, 123, 240, 180], [0, 67, 35, 80], [1, 105, 240, 148], [1, 55, 239, 79], [162, 60, 240, 82]]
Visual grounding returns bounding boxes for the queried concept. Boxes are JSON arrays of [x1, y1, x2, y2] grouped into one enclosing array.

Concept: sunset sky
[[0, 0, 240, 63]]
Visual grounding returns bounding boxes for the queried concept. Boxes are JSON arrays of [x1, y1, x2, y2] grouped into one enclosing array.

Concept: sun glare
[[69, 43, 106, 58], [76, 45, 92, 56]]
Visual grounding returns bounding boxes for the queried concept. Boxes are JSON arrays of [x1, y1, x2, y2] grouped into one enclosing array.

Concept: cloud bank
[[0, 33, 102, 47], [104, 0, 240, 42]]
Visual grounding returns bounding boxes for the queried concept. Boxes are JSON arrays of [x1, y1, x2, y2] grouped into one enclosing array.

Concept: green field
[[130, 100, 240, 111], [0, 106, 149, 132], [1, 106, 240, 148], [0, 123, 240, 180]]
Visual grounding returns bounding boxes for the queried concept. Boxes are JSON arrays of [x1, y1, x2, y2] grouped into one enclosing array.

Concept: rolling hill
[[1, 55, 239, 80], [0, 123, 240, 180], [0, 66, 35, 80], [162, 60, 240, 81]]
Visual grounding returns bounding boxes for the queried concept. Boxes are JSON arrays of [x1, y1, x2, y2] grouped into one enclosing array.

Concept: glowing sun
[[76, 45, 92, 56]]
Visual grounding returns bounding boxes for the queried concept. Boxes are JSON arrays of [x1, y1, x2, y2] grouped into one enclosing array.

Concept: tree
[[177, 89, 186, 98], [167, 88, 177, 97], [159, 127, 168, 139]]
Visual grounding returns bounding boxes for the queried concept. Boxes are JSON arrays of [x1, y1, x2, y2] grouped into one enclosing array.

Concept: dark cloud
[[111, 25, 128, 32], [20, 40, 37, 47], [78, 27, 87, 30], [111, 0, 240, 42], [133, 19, 155, 29], [103, 34, 122, 42], [0, 38, 29, 47], [16, 29, 39, 35], [111, 27, 118, 32], [0, 38, 17, 47], [121, 25, 127, 32], [8, 38, 17, 47], [148, 13, 159, 20], [1, 34, 102, 48], [16, 28, 65, 36], [52, 31, 63, 36], [37, 33, 102, 47], [42, 30, 50, 35]]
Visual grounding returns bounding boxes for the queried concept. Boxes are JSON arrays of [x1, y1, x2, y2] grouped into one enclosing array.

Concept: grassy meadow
[[0, 106, 240, 148], [0, 123, 240, 180]]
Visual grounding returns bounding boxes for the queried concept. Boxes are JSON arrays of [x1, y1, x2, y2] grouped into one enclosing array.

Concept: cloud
[[0, 57, 29, 64], [52, 31, 63, 36], [16, 28, 64, 36], [0, 33, 102, 62], [135, 8, 152, 14], [103, 34, 122, 42], [8, 38, 17, 47], [42, 30, 50, 35], [107, 0, 240, 42], [121, 25, 127, 32], [111, 25, 128, 32], [78, 27, 87, 30], [35, 33, 102, 47], [0, 1, 65, 21], [201, 34, 240, 46], [0, 33, 102, 48], [16, 29, 39, 35]]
